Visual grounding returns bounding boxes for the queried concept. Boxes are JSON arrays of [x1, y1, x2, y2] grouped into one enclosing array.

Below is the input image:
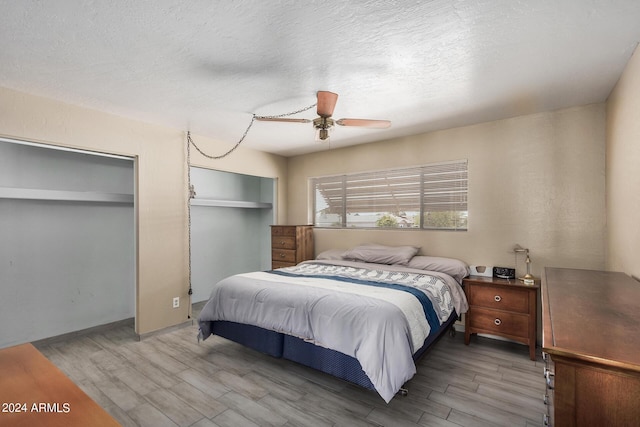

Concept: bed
[[197, 245, 469, 403]]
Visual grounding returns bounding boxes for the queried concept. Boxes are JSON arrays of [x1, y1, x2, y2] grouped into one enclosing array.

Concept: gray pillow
[[342, 244, 419, 265], [407, 255, 470, 282], [315, 249, 346, 260]]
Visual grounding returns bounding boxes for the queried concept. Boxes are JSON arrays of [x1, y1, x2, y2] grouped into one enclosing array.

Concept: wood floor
[[34, 308, 546, 427]]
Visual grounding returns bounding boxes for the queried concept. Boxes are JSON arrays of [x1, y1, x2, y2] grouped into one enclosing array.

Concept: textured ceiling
[[1, 1, 639, 156]]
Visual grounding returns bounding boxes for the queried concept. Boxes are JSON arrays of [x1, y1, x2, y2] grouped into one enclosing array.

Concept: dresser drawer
[[270, 225, 314, 270], [271, 226, 297, 237], [272, 249, 296, 263], [468, 284, 529, 313], [272, 261, 295, 269], [272, 235, 296, 250], [468, 307, 530, 339]]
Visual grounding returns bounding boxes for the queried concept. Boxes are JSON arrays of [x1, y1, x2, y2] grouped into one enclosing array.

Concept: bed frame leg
[[398, 387, 408, 397], [449, 325, 457, 337]]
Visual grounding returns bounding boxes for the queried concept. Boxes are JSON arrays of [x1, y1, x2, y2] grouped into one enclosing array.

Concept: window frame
[[311, 159, 468, 231]]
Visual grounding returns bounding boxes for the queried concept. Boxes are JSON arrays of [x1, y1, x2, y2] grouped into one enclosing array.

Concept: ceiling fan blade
[[336, 118, 391, 129], [255, 117, 311, 123], [316, 91, 339, 117]]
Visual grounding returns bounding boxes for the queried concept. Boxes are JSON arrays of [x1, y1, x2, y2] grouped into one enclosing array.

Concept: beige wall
[[287, 104, 607, 279], [0, 86, 288, 335], [606, 46, 640, 280]]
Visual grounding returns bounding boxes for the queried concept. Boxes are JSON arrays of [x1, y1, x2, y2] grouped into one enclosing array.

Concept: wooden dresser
[[542, 267, 640, 427], [270, 225, 314, 269], [463, 275, 539, 360]]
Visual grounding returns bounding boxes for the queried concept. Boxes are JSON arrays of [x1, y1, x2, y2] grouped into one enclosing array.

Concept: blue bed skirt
[[210, 310, 458, 391]]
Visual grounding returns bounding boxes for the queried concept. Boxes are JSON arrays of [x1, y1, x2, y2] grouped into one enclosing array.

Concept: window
[[312, 160, 467, 230]]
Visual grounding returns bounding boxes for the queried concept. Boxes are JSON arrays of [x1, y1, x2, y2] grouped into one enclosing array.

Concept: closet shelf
[[0, 187, 134, 204], [190, 198, 272, 209]]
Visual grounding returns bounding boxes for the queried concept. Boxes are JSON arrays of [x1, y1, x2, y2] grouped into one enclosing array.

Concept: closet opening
[[0, 137, 136, 348], [189, 167, 275, 303]]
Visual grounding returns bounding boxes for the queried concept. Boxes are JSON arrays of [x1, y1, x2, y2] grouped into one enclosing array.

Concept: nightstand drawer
[[468, 284, 529, 313], [272, 249, 296, 263], [469, 307, 530, 339], [272, 236, 296, 250]]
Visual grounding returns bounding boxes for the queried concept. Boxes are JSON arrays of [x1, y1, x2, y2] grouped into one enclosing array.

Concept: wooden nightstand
[[463, 275, 539, 360]]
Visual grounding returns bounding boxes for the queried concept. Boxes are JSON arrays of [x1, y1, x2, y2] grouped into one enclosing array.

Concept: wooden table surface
[[0, 343, 120, 427]]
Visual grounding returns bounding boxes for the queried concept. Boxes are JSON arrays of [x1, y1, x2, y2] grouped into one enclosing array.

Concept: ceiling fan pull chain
[[187, 121, 254, 160], [254, 102, 317, 120]]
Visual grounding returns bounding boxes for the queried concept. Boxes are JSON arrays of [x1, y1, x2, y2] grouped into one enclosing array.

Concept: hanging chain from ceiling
[[186, 135, 193, 319], [187, 102, 317, 160]]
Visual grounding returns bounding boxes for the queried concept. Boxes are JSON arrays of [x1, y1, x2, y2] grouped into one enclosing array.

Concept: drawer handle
[[279, 253, 286, 258], [543, 394, 549, 405], [494, 318, 502, 326], [494, 295, 502, 302], [280, 240, 286, 246], [543, 414, 550, 426]]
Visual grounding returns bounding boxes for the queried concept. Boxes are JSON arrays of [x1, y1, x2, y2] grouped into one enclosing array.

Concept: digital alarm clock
[[493, 267, 516, 279]]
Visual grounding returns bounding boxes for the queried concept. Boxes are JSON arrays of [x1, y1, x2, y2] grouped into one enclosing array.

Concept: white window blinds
[[312, 160, 467, 230]]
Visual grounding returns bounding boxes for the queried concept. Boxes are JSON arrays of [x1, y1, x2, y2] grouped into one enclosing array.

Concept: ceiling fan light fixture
[[316, 127, 331, 141], [313, 117, 334, 141]]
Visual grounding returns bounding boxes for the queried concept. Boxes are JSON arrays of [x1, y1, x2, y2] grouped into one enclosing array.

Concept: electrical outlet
[[172, 297, 180, 308]]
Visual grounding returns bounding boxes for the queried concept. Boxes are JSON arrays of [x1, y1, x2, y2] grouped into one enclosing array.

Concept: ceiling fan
[[255, 91, 391, 140]]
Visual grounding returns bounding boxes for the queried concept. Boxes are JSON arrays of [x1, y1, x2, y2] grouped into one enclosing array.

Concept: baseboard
[[137, 301, 206, 341], [32, 317, 135, 347], [137, 319, 194, 341], [32, 308, 200, 345]]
